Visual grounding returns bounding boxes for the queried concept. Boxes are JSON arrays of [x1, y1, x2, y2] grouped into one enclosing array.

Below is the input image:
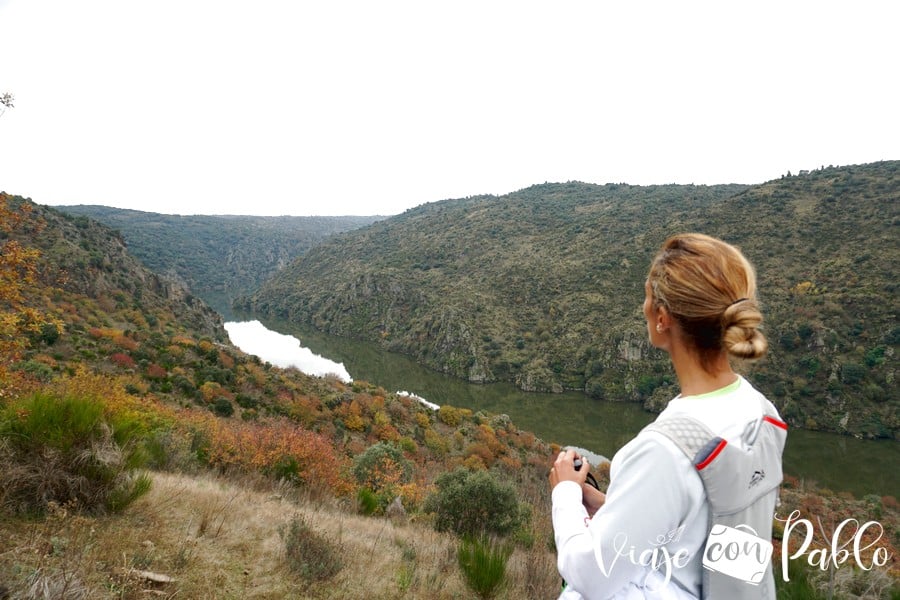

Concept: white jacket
[[552, 376, 774, 600]]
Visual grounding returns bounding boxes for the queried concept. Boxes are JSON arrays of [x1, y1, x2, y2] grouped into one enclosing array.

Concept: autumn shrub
[[352, 442, 413, 512], [145, 363, 167, 380], [109, 352, 136, 369], [457, 535, 512, 599], [190, 415, 351, 495], [0, 391, 151, 514], [424, 468, 521, 537], [423, 427, 449, 456], [438, 405, 463, 427], [281, 514, 343, 582], [465, 442, 496, 467]]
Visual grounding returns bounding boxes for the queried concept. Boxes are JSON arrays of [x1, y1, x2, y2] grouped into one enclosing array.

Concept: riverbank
[[226, 317, 900, 499]]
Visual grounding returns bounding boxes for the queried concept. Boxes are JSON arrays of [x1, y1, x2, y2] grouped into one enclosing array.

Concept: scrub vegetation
[[57, 205, 383, 314], [0, 190, 897, 598], [243, 161, 899, 440]]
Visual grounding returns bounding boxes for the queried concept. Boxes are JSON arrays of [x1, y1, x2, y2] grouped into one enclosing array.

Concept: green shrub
[[14, 359, 55, 382], [356, 488, 379, 515], [424, 468, 521, 537], [212, 397, 234, 417], [0, 391, 151, 514], [281, 514, 342, 582], [457, 535, 512, 599]]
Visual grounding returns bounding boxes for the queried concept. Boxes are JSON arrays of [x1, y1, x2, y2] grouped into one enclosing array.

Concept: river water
[[226, 316, 900, 499]]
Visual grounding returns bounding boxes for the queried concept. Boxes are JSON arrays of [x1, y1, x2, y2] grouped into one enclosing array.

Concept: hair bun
[[722, 301, 767, 361]]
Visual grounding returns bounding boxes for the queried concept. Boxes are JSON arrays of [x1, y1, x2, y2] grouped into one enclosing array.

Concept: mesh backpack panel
[[644, 400, 787, 600]]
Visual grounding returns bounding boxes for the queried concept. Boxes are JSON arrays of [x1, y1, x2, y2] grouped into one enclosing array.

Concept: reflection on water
[[230, 313, 900, 498], [224, 321, 351, 381]]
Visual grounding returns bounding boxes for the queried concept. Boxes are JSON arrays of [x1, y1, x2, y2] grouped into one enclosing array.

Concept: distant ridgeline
[[56, 205, 384, 314], [239, 162, 899, 440]]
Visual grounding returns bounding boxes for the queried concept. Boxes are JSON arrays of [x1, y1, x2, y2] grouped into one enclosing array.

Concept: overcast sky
[[1, 1, 897, 216]]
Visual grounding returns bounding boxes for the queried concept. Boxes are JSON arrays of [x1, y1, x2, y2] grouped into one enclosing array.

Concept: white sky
[[0, 1, 897, 216]]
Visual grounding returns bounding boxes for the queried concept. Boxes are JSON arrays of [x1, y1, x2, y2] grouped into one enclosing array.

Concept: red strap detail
[[763, 415, 788, 430], [696, 440, 727, 470]]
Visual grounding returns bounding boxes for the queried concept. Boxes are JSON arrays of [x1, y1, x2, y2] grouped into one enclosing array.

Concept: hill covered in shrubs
[[0, 192, 560, 596], [242, 162, 899, 440], [1, 192, 897, 598], [56, 205, 383, 315]]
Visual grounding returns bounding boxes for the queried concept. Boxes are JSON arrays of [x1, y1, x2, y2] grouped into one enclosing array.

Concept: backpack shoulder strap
[[642, 415, 727, 471]]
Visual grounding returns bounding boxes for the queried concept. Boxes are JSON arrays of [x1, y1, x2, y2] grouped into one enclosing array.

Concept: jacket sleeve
[[552, 435, 698, 600]]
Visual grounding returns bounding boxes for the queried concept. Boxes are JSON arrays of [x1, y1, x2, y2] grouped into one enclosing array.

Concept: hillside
[[241, 162, 899, 440], [1, 192, 897, 598], [56, 205, 383, 315], [0, 193, 557, 596]]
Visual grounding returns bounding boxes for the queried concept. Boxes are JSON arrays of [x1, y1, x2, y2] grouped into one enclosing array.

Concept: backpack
[[643, 398, 787, 600]]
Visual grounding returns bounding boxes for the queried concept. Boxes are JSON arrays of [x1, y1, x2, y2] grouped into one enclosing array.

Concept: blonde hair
[[648, 233, 767, 371]]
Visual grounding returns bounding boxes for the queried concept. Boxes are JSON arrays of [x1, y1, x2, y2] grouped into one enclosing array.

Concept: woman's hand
[[548, 449, 587, 489], [550, 450, 606, 517], [581, 482, 606, 517]]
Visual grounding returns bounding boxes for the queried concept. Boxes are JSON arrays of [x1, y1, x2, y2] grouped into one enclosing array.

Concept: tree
[[0, 92, 13, 118]]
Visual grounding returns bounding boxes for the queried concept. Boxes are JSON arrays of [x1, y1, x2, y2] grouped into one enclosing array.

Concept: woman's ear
[[656, 306, 672, 334]]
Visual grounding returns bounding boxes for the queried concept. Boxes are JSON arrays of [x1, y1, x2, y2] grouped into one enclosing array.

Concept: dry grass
[[0, 471, 561, 599]]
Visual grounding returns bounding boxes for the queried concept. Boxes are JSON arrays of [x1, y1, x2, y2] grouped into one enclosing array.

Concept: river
[[226, 316, 900, 499]]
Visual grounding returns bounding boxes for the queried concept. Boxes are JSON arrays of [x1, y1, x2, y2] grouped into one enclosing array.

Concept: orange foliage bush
[[113, 334, 139, 351], [398, 481, 427, 511], [165, 344, 185, 358], [498, 455, 522, 470], [189, 414, 351, 495], [90, 327, 124, 340], [146, 363, 167, 380], [476, 423, 504, 456], [463, 455, 486, 470], [465, 442, 495, 467], [31, 353, 57, 368], [217, 350, 235, 369], [199, 381, 225, 403], [170, 335, 196, 347], [288, 395, 323, 427], [374, 422, 401, 442]]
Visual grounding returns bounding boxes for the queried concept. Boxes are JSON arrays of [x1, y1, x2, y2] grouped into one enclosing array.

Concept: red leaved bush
[[109, 352, 136, 369], [189, 414, 352, 496]]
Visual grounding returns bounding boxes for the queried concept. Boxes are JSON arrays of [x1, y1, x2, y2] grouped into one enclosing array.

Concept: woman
[[549, 233, 783, 599]]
